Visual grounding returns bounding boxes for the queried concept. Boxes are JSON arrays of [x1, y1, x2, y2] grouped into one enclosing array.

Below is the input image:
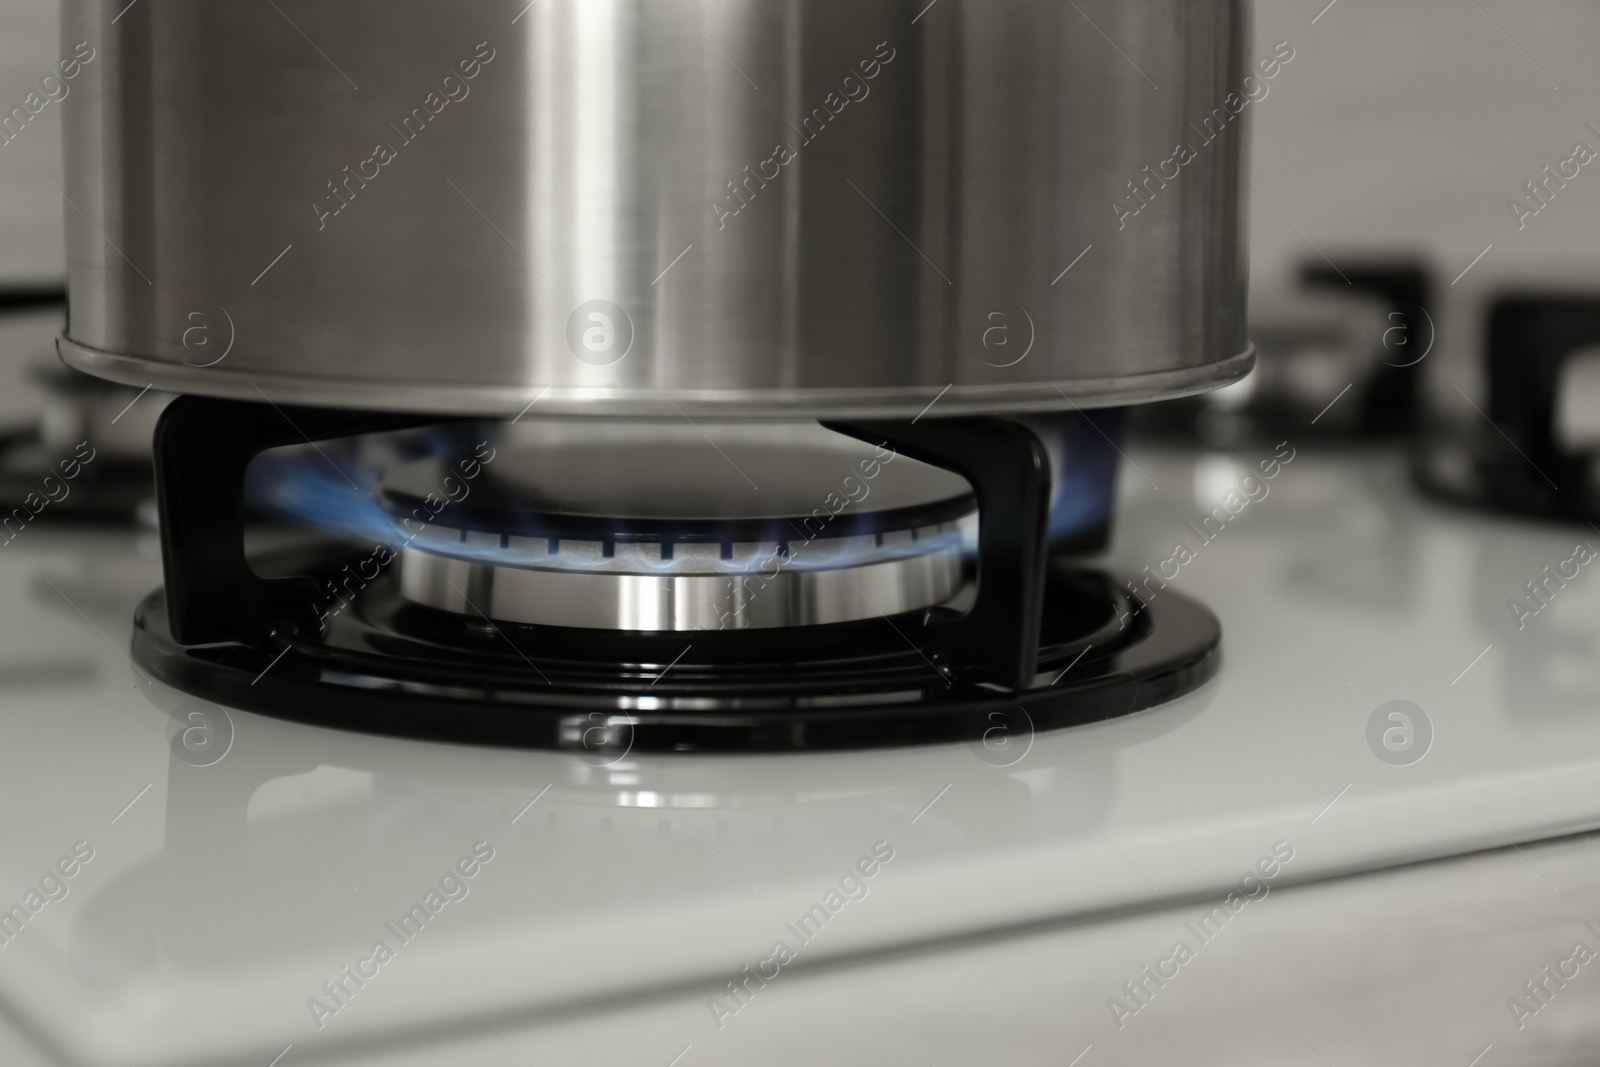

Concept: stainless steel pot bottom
[[59, 0, 1249, 417]]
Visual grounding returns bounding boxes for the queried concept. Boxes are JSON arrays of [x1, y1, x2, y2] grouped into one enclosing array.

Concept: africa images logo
[[565, 300, 634, 367]]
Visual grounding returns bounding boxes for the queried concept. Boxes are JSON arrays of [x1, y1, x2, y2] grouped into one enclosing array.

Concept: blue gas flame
[[245, 418, 1120, 573], [244, 425, 483, 546]]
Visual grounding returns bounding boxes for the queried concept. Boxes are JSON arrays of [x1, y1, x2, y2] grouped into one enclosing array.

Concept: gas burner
[[0, 290, 163, 522], [5, 365, 167, 517], [380, 431, 974, 631], [130, 397, 1221, 753], [1416, 292, 1600, 523]]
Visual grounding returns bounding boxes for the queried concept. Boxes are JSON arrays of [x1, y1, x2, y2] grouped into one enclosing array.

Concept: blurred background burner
[[0, 287, 163, 522], [1130, 259, 1434, 447], [374, 424, 976, 631], [1417, 290, 1600, 523]]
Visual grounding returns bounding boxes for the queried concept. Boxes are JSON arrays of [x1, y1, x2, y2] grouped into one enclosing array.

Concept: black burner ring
[[131, 557, 1221, 754]]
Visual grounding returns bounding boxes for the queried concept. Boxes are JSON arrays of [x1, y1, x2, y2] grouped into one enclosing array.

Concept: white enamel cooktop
[[0, 441, 1597, 1066]]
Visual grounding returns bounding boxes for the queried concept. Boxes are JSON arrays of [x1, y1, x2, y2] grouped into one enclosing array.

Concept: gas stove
[[8, 0, 1600, 1064]]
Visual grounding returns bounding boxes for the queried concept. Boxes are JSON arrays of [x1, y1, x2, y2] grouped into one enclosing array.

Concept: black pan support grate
[[136, 396, 1221, 752]]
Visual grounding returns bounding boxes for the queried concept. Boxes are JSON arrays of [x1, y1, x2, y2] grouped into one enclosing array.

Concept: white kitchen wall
[[0, 0, 66, 283], [1250, 0, 1600, 284]]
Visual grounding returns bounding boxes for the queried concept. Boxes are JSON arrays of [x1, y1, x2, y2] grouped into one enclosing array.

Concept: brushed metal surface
[[398, 528, 966, 631], [57, 0, 1249, 417], [397, 510, 970, 630]]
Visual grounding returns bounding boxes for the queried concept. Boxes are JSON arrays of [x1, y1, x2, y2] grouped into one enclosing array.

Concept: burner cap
[[376, 428, 974, 543]]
